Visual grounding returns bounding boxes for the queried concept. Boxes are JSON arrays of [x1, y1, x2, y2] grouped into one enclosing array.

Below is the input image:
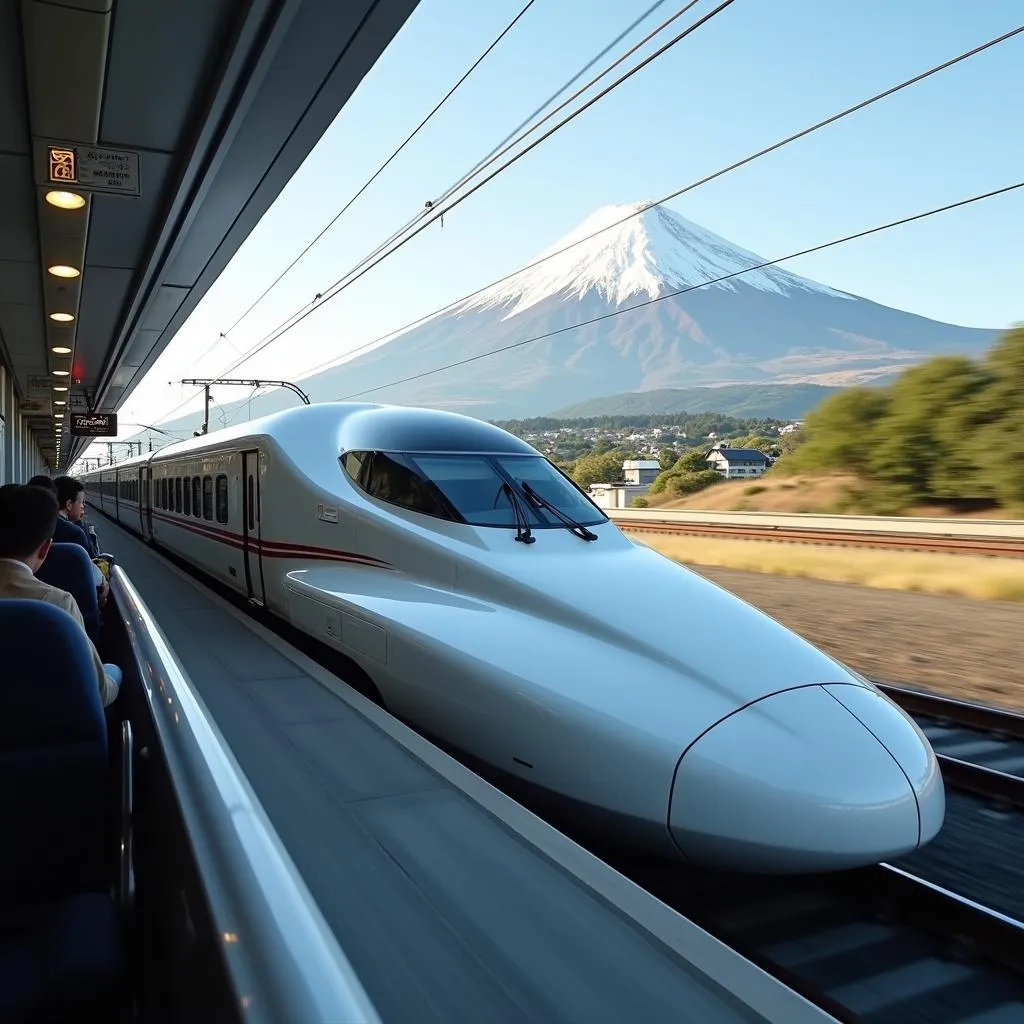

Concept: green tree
[[785, 387, 891, 474], [658, 447, 680, 469], [571, 450, 627, 489], [672, 448, 712, 473]]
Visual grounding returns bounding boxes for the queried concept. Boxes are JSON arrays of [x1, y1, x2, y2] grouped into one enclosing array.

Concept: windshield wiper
[[520, 482, 598, 542], [503, 482, 535, 544]]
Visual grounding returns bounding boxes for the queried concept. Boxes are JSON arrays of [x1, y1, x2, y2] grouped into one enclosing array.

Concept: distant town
[[492, 413, 802, 465]]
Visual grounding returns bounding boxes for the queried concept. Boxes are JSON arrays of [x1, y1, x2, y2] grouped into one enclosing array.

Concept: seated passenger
[[0, 484, 120, 707], [52, 475, 110, 605]]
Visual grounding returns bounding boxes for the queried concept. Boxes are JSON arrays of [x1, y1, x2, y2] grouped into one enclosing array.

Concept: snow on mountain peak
[[460, 200, 853, 319]]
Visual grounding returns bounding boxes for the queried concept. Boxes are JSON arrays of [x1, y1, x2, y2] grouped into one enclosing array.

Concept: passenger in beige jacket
[[0, 484, 120, 706]]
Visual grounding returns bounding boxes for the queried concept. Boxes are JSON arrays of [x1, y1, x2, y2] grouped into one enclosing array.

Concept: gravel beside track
[[692, 566, 1024, 711]]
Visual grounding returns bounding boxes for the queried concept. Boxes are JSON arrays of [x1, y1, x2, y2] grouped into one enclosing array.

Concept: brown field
[[690, 565, 1024, 712], [642, 536, 1024, 604], [649, 471, 1013, 519]]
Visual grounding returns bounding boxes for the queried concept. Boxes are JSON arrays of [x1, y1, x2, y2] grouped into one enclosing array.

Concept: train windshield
[[343, 451, 607, 529]]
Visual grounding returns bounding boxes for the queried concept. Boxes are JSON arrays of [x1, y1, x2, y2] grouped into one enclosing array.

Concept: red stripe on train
[[111, 505, 393, 569]]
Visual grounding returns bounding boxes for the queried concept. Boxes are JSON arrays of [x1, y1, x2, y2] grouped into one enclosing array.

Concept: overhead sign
[[26, 375, 51, 393], [70, 412, 118, 437], [40, 141, 140, 197]]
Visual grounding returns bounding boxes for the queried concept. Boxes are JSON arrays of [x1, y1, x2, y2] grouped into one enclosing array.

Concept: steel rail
[[615, 519, 1024, 557]]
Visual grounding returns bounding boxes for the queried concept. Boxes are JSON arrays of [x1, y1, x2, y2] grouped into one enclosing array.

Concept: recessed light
[[49, 312, 74, 323], [48, 265, 80, 279], [51, 346, 72, 355], [52, 370, 70, 377], [53, 386, 68, 392], [54, 414, 63, 419], [54, 400, 66, 406], [45, 190, 86, 210]]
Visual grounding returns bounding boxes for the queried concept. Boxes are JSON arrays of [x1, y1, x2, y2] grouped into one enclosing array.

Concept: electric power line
[[155, 0, 699, 425], [334, 180, 1024, 401], [220, 0, 542, 341], [287, 22, 1023, 384], [204, 0, 737, 382]]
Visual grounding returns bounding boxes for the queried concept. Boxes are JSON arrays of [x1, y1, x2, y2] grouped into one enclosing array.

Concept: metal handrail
[[110, 566, 379, 1024]]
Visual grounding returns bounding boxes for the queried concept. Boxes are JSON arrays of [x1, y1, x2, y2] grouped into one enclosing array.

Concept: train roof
[[82, 402, 537, 473]]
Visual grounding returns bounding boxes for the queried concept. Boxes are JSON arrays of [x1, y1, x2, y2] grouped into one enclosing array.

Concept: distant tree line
[[774, 326, 1024, 514], [493, 412, 789, 437]]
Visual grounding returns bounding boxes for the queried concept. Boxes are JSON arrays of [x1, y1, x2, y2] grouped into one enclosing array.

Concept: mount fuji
[[159, 201, 1000, 431]]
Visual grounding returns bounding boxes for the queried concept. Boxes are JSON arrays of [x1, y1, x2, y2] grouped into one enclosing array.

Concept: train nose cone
[[822, 683, 945, 845], [669, 684, 936, 873]]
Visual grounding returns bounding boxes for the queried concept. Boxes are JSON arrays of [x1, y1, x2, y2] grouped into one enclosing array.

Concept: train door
[[137, 467, 145, 534], [144, 467, 153, 537], [241, 449, 265, 605]]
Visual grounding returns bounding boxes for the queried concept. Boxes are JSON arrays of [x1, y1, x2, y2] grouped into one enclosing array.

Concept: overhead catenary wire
[[155, 0, 733, 423], [156, 0, 701, 425], [288, 22, 1024, 384], [263, 0, 698, 328], [220, 0, 542, 341], [204, 0, 737, 382], [334, 180, 1024, 401]]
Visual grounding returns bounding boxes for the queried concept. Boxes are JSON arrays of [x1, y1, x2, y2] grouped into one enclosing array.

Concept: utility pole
[[179, 378, 311, 436]]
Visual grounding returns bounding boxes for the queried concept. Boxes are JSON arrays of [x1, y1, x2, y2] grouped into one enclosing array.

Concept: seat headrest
[[0, 600, 106, 747], [43, 542, 94, 573]]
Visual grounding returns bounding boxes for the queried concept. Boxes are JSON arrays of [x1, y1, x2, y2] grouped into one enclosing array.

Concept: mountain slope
[[551, 383, 847, 420], [147, 201, 999, 436]]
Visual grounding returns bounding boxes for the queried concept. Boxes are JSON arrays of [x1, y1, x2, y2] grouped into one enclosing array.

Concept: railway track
[[629, 860, 1024, 1024], [880, 684, 1024, 811], [614, 519, 1024, 557]]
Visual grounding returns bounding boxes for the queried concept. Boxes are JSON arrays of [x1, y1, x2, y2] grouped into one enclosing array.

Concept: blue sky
[[107, 0, 1023, 441]]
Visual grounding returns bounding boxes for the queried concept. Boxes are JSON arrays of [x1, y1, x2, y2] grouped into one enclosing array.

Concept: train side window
[[202, 476, 213, 521], [183, 479, 191, 517], [215, 475, 228, 524], [247, 476, 254, 531], [175, 477, 182, 513], [161, 478, 167, 510], [192, 477, 201, 517]]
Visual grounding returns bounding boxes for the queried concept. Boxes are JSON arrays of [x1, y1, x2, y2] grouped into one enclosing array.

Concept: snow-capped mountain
[[152, 201, 999, 433], [460, 200, 854, 317]]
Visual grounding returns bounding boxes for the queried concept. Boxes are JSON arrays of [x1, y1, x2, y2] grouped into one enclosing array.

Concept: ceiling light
[[54, 400, 66, 406], [52, 370, 70, 377], [54, 414, 63, 419], [45, 190, 86, 210], [53, 385, 68, 392], [49, 312, 74, 323], [51, 346, 72, 355], [47, 265, 80, 279]]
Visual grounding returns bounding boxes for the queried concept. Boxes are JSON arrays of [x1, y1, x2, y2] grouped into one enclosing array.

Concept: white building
[[705, 445, 771, 480], [587, 482, 651, 509], [621, 460, 661, 486]]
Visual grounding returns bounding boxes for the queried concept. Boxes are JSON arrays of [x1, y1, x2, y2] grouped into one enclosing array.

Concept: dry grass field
[[648, 470, 1013, 519], [642, 535, 1024, 604]]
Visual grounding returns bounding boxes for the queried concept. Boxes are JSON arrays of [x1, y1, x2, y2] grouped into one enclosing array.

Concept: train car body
[[82, 403, 945, 873]]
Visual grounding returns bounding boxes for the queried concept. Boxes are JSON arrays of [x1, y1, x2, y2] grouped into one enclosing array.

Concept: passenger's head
[[54, 476, 86, 520], [27, 475, 56, 494], [0, 484, 58, 569]]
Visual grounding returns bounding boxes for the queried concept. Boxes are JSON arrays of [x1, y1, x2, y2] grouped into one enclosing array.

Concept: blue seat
[[0, 601, 122, 1020], [35, 543, 101, 643], [0, 892, 123, 1022], [0, 601, 110, 907]]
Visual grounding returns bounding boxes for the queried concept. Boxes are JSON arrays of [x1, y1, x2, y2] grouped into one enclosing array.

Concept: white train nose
[[669, 684, 944, 873]]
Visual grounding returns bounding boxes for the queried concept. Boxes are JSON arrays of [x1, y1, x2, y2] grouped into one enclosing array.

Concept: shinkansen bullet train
[[81, 403, 944, 873]]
